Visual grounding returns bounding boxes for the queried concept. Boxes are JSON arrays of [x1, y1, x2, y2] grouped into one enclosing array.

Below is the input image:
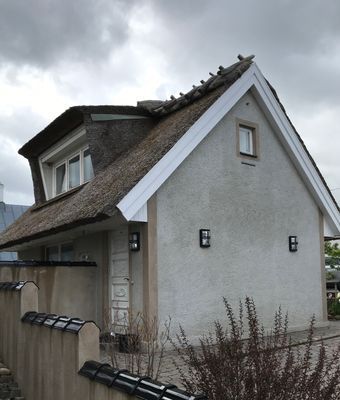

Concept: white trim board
[[117, 63, 340, 235]]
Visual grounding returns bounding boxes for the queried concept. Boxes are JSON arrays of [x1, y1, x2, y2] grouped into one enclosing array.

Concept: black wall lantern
[[289, 236, 298, 252], [200, 229, 211, 248], [129, 232, 140, 251]]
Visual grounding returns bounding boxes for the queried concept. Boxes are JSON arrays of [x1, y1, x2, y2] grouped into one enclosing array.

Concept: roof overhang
[[2, 214, 126, 252], [117, 63, 340, 236]]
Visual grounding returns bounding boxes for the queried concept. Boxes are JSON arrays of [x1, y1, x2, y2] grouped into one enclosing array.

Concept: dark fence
[[79, 360, 206, 400], [0, 260, 97, 267]]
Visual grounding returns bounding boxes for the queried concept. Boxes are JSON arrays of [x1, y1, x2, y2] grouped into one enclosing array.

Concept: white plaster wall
[[156, 91, 324, 340]]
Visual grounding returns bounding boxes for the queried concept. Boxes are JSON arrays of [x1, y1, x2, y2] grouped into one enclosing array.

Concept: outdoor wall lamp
[[129, 232, 140, 251], [200, 229, 211, 248], [289, 236, 298, 252]]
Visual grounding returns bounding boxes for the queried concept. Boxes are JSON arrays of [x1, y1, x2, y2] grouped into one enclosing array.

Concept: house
[[0, 55, 339, 340], [0, 183, 29, 261], [326, 269, 340, 299]]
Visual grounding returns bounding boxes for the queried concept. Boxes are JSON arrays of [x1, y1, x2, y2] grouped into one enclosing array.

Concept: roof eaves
[[0, 212, 111, 250], [19, 106, 84, 158]]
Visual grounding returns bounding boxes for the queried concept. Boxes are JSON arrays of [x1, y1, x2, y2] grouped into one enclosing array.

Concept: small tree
[[325, 242, 340, 268], [173, 298, 340, 399]]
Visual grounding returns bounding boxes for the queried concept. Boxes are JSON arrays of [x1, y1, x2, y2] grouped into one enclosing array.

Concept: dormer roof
[[19, 105, 152, 159]]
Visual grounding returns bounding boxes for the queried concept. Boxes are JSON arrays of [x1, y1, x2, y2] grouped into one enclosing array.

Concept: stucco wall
[[0, 265, 97, 321], [10, 231, 108, 323], [156, 91, 324, 339]]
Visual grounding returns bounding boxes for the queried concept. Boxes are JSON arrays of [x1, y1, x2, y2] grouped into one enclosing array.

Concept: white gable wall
[[156, 91, 324, 340]]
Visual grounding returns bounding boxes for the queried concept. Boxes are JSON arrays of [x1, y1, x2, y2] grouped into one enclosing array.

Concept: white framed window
[[236, 120, 259, 159], [39, 126, 96, 200], [239, 126, 254, 155], [46, 242, 74, 262], [53, 147, 94, 196]]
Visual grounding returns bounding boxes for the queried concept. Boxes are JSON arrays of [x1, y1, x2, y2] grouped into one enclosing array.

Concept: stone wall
[[0, 360, 24, 400]]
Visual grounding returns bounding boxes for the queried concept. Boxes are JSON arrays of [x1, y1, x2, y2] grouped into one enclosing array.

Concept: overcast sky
[[0, 0, 340, 205]]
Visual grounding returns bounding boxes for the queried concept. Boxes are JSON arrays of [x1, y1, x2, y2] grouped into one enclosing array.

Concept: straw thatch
[[0, 55, 336, 249]]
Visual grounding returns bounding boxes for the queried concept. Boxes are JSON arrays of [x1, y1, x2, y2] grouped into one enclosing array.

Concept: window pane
[[69, 155, 80, 188], [83, 148, 94, 182], [46, 246, 59, 261], [61, 243, 73, 261], [239, 127, 254, 155], [56, 164, 67, 195]]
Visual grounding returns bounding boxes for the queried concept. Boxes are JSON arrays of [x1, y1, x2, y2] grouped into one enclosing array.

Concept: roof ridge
[[149, 55, 255, 116]]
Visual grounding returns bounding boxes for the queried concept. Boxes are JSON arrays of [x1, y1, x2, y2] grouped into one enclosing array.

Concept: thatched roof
[[0, 54, 337, 249], [0, 56, 254, 249], [19, 105, 152, 158]]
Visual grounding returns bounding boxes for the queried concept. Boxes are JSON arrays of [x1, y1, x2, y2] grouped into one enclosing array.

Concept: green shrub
[[173, 298, 340, 399], [328, 297, 340, 316]]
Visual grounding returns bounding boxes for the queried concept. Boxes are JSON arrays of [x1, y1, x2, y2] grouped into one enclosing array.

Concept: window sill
[[239, 152, 258, 159]]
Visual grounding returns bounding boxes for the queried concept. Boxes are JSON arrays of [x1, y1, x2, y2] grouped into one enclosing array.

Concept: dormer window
[[39, 126, 94, 200], [56, 163, 67, 195], [54, 147, 94, 196]]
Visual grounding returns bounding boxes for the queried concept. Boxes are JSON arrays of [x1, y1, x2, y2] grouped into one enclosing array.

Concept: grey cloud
[[0, 109, 45, 147], [1, 0, 340, 204], [0, 144, 33, 205], [147, 0, 340, 107], [0, 0, 137, 68], [0, 108, 46, 204]]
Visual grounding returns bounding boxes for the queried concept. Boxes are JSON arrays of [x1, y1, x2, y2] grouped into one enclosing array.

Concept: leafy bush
[[328, 297, 340, 317], [173, 298, 340, 399]]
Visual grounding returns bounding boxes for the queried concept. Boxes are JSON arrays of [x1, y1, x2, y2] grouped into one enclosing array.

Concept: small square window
[[236, 120, 258, 159], [45, 242, 74, 261], [61, 243, 74, 261], [46, 245, 59, 261]]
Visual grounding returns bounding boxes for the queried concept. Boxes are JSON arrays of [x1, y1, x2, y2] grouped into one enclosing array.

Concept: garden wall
[[0, 281, 204, 400], [0, 262, 97, 321]]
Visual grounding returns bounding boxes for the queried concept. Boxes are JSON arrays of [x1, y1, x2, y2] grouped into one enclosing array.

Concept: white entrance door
[[109, 227, 130, 331]]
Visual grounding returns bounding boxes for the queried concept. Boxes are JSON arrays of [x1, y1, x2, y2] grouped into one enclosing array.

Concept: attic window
[[39, 125, 95, 200], [54, 147, 94, 196], [236, 120, 258, 159]]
